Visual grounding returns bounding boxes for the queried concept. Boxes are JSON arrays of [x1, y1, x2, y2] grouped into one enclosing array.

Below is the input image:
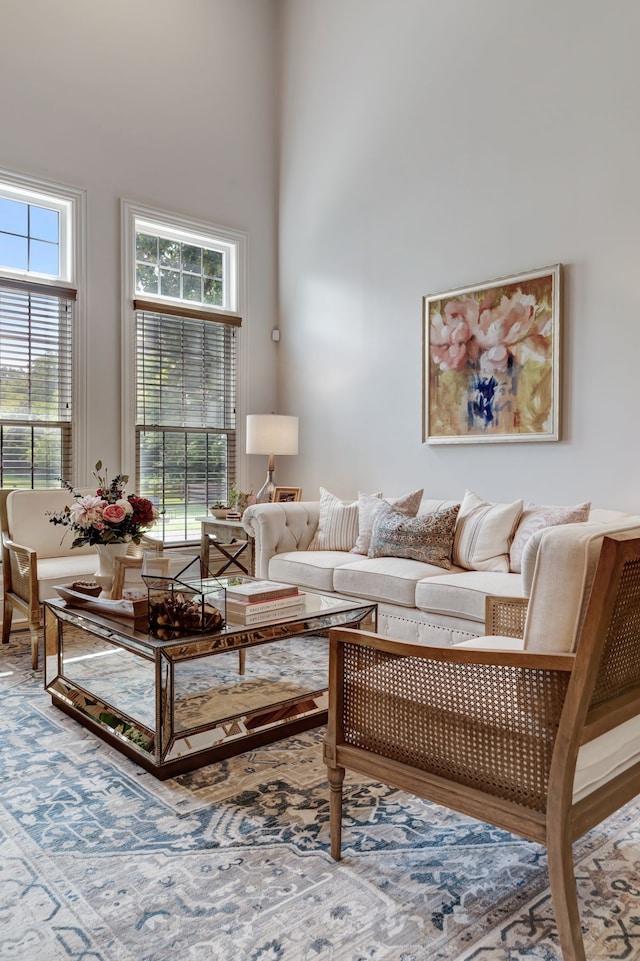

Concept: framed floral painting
[[423, 264, 561, 444]]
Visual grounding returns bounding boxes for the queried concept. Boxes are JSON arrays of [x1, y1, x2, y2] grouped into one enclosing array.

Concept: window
[[0, 171, 84, 488], [123, 202, 245, 543]]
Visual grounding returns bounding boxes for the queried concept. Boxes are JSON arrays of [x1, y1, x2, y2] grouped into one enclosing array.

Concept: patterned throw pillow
[[351, 488, 424, 555], [308, 487, 361, 551], [368, 501, 460, 569], [509, 501, 591, 573], [453, 490, 523, 573]]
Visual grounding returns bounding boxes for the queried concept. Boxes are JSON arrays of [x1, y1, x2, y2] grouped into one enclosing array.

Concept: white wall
[[0, 0, 279, 493], [277, 0, 640, 511]]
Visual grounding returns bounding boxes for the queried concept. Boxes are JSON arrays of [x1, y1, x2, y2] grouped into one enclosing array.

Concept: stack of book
[[225, 579, 305, 625]]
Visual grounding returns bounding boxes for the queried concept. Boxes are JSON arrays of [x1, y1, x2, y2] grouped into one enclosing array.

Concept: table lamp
[[246, 414, 299, 503]]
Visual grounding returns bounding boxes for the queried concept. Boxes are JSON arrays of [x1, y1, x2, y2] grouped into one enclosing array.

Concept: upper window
[[0, 170, 83, 488], [0, 182, 73, 282], [134, 217, 237, 312], [122, 201, 245, 543]]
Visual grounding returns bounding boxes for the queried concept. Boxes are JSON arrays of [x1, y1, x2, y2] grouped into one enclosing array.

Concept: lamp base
[[256, 470, 276, 504]]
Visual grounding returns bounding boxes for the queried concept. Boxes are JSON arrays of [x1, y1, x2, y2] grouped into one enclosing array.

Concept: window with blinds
[[135, 300, 240, 542], [0, 173, 78, 488], [0, 281, 74, 487]]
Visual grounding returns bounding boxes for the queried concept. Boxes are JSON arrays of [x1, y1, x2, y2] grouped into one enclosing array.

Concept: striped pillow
[[308, 487, 360, 551], [453, 490, 523, 572]]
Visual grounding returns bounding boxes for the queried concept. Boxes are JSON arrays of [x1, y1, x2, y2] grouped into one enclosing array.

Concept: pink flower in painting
[[473, 292, 537, 372], [430, 297, 480, 371], [102, 504, 127, 525]]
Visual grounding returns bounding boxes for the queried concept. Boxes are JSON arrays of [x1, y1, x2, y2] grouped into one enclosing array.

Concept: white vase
[[94, 543, 129, 592]]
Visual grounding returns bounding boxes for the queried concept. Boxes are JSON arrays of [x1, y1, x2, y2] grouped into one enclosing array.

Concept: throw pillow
[[453, 489, 524, 573], [368, 501, 460, 569], [351, 488, 424, 555], [308, 487, 361, 551], [509, 501, 591, 573]]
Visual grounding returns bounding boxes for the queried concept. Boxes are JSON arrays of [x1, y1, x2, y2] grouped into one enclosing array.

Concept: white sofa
[[242, 492, 640, 647]]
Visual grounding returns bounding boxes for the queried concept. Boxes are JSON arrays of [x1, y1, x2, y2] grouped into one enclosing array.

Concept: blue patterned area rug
[[2, 635, 640, 961]]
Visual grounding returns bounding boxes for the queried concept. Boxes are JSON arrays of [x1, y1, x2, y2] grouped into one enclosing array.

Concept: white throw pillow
[[308, 487, 362, 551], [509, 501, 591, 573], [453, 489, 523, 573], [351, 488, 424, 555]]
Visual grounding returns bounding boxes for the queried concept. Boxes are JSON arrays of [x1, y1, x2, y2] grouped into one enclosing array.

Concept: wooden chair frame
[[1, 487, 43, 669], [324, 533, 640, 961]]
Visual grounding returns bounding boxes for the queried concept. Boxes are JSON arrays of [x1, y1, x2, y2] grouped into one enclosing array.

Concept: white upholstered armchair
[[1, 488, 99, 668]]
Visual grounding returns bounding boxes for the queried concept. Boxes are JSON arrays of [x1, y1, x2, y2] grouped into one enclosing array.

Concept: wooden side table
[[197, 516, 254, 577]]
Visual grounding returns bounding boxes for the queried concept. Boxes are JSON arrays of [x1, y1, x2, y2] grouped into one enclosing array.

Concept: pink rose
[[102, 504, 127, 525]]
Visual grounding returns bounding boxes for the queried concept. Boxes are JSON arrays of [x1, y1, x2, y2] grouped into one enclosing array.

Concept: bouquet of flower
[[48, 461, 160, 547]]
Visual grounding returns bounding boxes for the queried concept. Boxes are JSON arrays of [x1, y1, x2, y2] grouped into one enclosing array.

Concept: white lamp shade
[[246, 414, 299, 455]]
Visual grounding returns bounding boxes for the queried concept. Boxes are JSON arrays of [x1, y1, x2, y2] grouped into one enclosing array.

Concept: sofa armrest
[[242, 501, 320, 578]]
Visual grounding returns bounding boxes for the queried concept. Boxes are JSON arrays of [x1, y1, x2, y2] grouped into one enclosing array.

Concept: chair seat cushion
[[455, 635, 526, 651], [416, 571, 521, 623], [574, 714, 640, 803], [36, 554, 100, 601]]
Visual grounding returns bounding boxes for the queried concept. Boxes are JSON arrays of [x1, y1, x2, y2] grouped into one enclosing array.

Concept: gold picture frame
[[273, 486, 302, 503], [423, 264, 561, 444]]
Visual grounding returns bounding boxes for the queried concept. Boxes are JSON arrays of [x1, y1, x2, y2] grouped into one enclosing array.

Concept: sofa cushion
[[351, 488, 423, 555], [269, 550, 355, 593], [368, 502, 459, 569], [334, 556, 459, 608], [509, 501, 591, 573], [415, 570, 521, 623], [308, 487, 371, 552], [418, 498, 461, 516], [453, 489, 523, 573]]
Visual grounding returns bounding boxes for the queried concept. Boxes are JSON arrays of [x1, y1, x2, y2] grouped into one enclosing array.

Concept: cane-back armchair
[[1, 487, 161, 669], [325, 530, 640, 961]]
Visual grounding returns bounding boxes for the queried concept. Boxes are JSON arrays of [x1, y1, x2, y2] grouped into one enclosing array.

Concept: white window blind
[[135, 300, 240, 541], [0, 278, 74, 486]]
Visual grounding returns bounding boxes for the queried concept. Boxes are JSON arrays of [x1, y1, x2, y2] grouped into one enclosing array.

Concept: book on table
[[226, 579, 299, 602], [226, 592, 305, 617], [226, 596, 306, 625]]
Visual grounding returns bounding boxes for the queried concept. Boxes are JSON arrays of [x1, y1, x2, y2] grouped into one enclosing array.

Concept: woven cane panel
[[341, 644, 569, 812], [486, 598, 527, 639], [9, 553, 31, 601], [591, 557, 640, 708]]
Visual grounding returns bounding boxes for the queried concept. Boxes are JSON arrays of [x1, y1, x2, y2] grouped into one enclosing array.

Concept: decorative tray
[[53, 584, 148, 621]]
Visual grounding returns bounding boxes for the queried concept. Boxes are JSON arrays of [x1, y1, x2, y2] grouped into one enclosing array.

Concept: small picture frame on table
[[273, 486, 302, 503]]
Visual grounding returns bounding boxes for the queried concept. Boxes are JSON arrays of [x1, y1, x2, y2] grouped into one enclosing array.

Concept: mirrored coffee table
[[44, 590, 376, 779]]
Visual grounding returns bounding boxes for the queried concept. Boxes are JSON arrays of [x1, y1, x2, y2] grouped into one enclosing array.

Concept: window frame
[[121, 199, 248, 521], [0, 167, 87, 482]]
